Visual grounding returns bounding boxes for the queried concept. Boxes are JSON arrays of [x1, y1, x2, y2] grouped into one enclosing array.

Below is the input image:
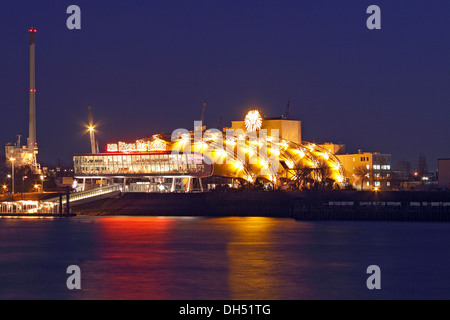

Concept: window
[[387, 182, 390, 186], [366, 165, 370, 170], [374, 181, 381, 187]]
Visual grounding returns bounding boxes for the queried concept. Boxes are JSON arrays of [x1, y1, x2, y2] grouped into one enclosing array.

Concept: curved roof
[[160, 131, 346, 188]]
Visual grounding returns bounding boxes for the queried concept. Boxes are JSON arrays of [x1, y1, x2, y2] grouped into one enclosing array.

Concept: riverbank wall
[[73, 191, 450, 221]]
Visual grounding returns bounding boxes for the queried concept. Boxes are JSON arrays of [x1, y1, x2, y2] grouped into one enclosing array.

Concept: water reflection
[[221, 217, 315, 299], [2, 217, 450, 299], [92, 217, 175, 299], [89, 216, 312, 299], [225, 217, 282, 299], [89, 216, 233, 299]]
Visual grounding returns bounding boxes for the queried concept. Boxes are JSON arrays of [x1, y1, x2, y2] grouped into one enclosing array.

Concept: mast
[[88, 106, 97, 153], [28, 27, 37, 152]]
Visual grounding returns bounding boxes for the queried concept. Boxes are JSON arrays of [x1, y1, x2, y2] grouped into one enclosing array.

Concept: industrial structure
[[4, 27, 40, 173]]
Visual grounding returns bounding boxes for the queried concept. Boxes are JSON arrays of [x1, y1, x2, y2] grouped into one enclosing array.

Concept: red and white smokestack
[[28, 27, 37, 152]]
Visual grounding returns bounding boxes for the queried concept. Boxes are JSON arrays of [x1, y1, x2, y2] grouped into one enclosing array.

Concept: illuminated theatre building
[[73, 110, 347, 192]]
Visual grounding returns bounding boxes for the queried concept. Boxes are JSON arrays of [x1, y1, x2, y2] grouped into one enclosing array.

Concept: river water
[[0, 216, 449, 300]]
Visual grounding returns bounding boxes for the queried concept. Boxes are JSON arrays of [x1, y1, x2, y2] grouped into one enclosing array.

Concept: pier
[[0, 200, 75, 217], [0, 184, 121, 217]]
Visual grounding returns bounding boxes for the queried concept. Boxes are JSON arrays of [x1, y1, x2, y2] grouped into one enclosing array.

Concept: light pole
[[10, 158, 15, 195], [40, 175, 45, 192], [22, 176, 27, 199]]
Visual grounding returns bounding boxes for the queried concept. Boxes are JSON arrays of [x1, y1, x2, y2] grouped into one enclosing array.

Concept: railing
[[326, 201, 450, 207], [46, 184, 122, 204]]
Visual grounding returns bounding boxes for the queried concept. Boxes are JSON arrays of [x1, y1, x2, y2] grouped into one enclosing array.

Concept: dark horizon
[[1, 1, 449, 171]]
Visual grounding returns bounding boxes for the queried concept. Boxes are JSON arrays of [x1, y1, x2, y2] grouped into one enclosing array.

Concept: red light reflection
[[94, 217, 175, 299]]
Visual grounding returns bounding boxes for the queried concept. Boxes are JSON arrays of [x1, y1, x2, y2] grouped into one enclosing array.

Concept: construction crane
[[285, 100, 290, 119], [88, 106, 99, 153], [218, 116, 222, 131], [200, 101, 207, 124]]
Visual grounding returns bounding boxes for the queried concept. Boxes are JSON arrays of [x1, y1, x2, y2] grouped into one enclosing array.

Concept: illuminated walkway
[[0, 185, 121, 215], [46, 184, 122, 205]]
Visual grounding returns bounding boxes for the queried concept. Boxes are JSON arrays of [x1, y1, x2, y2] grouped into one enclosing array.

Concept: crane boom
[[201, 101, 207, 124]]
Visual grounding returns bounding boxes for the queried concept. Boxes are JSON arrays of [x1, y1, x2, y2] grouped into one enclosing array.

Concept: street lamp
[[40, 175, 45, 192], [10, 158, 15, 195], [22, 176, 28, 199]]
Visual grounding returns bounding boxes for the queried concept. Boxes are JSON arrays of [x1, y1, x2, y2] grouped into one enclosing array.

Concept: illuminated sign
[[107, 144, 118, 152], [136, 140, 148, 152], [149, 139, 167, 151], [107, 139, 167, 153], [119, 141, 136, 152], [245, 110, 263, 132]]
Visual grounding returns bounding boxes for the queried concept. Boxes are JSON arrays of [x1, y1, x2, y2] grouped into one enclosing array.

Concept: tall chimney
[[28, 27, 37, 151]]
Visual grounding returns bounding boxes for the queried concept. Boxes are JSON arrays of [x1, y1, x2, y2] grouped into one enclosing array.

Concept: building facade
[[73, 150, 212, 192], [438, 159, 450, 189], [336, 150, 391, 190], [73, 110, 347, 192]]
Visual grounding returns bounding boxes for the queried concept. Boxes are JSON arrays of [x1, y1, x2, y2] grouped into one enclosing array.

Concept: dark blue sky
[[0, 1, 449, 170]]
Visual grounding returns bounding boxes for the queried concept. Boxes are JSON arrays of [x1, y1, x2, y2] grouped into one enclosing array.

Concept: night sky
[[0, 1, 449, 171]]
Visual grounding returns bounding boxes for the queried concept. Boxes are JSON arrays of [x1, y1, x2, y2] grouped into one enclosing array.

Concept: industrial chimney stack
[[28, 27, 37, 152], [4, 27, 40, 173]]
